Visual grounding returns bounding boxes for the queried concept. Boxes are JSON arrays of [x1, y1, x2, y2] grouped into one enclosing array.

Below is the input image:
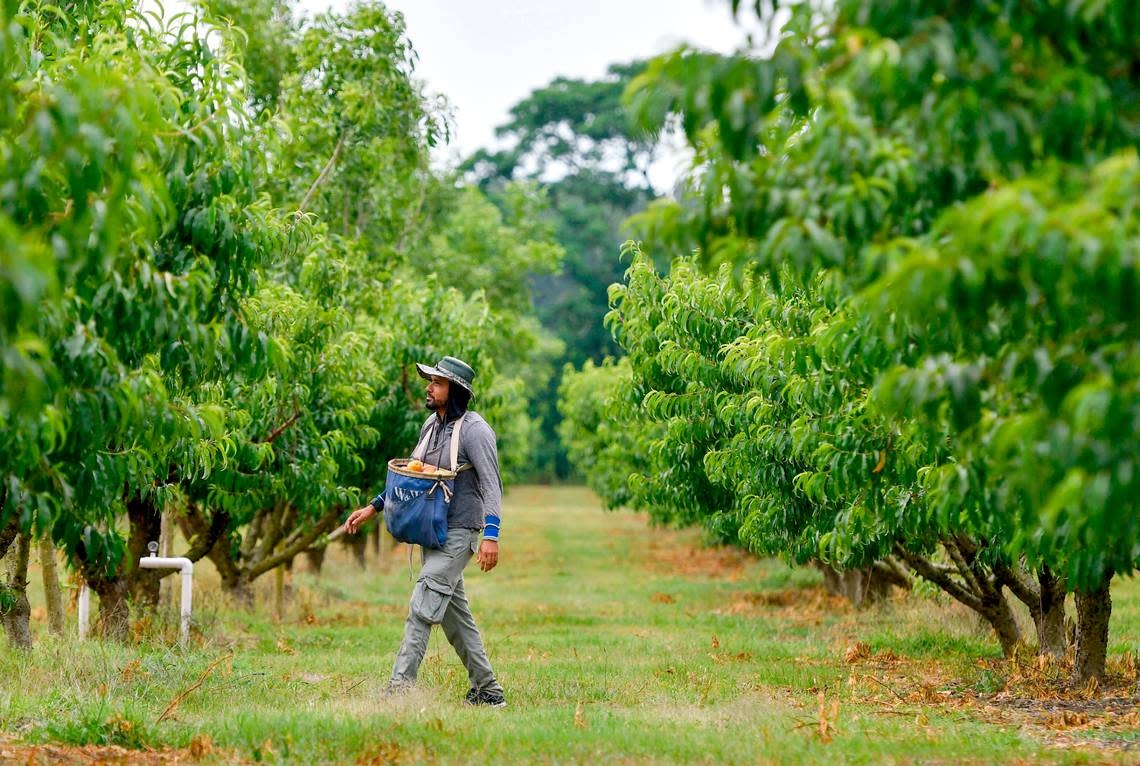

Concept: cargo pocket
[[411, 577, 453, 625]]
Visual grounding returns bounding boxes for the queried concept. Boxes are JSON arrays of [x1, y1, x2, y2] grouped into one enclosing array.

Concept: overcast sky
[[300, 1, 754, 170]]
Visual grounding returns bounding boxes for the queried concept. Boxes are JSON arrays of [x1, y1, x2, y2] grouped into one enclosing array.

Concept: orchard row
[[0, 1, 560, 644], [560, 0, 1139, 684]]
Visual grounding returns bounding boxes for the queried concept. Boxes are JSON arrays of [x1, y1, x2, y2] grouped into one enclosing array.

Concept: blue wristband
[[483, 514, 500, 540], [370, 493, 385, 510]]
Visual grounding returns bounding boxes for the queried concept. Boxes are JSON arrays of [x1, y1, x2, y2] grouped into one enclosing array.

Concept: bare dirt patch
[[0, 733, 241, 765], [837, 649, 1140, 759], [643, 535, 753, 580], [969, 655, 1140, 755], [716, 586, 852, 623]]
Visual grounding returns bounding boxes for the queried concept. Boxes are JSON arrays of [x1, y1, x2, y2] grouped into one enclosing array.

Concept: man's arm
[[349, 416, 435, 534], [467, 422, 503, 538], [345, 498, 379, 534], [466, 421, 503, 571]]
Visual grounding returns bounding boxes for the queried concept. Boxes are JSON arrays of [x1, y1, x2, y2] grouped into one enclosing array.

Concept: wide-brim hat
[[416, 356, 476, 397]]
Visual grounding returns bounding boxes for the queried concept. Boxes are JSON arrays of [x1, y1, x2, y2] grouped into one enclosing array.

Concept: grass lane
[[1, 486, 1136, 764]]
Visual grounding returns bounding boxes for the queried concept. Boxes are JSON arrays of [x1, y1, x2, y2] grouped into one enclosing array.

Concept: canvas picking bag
[[383, 414, 470, 549]]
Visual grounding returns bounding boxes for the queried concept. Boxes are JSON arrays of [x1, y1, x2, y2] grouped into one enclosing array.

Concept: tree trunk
[[814, 561, 898, 607], [871, 557, 913, 591], [127, 494, 163, 608], [993, 559, 1070, 659], [1073, 570, 1113, 685], [896, 543, 1022, 656], [86, 570, 131, 642], [158, 510, 173, 608], [0, 513, 18, 560], [273, 543, 285, 622], [184, 509, 252, 604], [343, 530, 368, 569], [979, 586, 1022, 658], [38, 536, 65, 636], [1, 533, 33, 649], [210, 506, 340, 602], [375, 520, 397, 568], [73, 522, 132, 642], [208, 537, 254, 605], [305, 545, 326, 574], [1036, 566, 1068, 659]]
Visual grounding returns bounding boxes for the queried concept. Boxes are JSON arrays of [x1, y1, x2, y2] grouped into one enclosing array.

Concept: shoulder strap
[[449, 413, 467, 471], [411, 420, 435, 461]]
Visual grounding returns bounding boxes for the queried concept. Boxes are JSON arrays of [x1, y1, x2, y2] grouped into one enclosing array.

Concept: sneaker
[[462, 688, 506, 707]]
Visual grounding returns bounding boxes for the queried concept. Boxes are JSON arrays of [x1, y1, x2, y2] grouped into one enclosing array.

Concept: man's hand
[[345, 504, 376, 535], [476, 539, 499, 572]]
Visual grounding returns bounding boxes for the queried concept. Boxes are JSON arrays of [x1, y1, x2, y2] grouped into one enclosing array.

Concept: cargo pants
[[390, 528, 502, 693]]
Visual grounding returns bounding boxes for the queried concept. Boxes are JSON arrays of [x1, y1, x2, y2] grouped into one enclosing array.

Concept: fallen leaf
[[573, 700, 588, 729], [189, 734, 215, 759], [354, 742, 404, 765], [844, 642, 871, 663], [1043, 711, 1091, 730], [120, 659, 141, 682]]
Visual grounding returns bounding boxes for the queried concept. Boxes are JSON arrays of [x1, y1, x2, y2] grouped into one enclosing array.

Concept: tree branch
[[255, 396, 301, 445], [945, 538, 985, 598], [297, 129, 349, 215], [185, 505, 228, 562], [872, 556, 913, 590], [992, 558, 1041, 614], [894, 544, 983, 612], [240, 508, 270, 564], [206, 526, 242, 588], [278, 506, 313, 552], [152, 504, 229, 582], [248, 507, 342, 579], [254, 503, 284, 567]]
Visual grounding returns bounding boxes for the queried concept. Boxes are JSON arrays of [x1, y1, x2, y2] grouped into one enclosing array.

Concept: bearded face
[[425, 375, 450, 412]]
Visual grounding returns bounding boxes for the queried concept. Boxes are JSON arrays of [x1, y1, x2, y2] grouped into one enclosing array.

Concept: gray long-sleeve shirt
[[414, 411, 503, 537]]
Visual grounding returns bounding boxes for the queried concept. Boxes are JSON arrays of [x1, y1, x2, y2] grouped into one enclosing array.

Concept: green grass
[[1, 486, 1137, 764]]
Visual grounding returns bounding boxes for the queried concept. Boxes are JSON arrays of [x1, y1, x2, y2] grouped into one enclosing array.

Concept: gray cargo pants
[[391, 528, 502, 692]]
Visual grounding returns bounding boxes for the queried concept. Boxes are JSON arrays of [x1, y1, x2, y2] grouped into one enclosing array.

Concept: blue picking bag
[[383, 414, 469, 550], [383, 467, 453, 549]]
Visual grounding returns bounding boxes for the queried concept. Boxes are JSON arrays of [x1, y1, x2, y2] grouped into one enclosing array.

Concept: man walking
[[345, 356, 506, 707]]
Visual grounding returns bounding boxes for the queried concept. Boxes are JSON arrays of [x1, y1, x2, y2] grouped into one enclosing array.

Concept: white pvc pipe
[[78, 583, 90, 640], [139, 554, 193, 645]]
